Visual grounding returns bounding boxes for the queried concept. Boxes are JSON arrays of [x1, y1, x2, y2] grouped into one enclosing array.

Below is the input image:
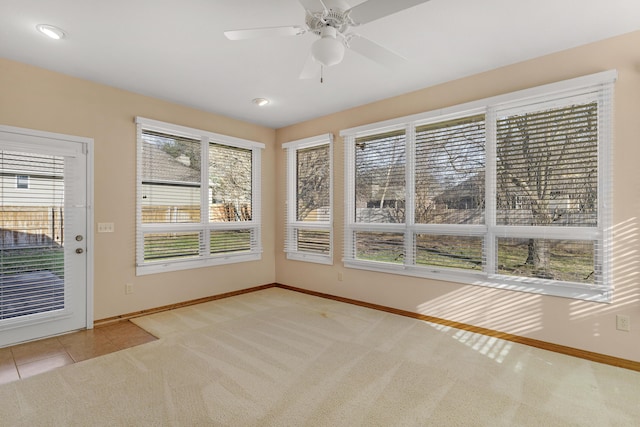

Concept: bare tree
[[296, 145, 330, 221], [209, 145, 252, 221], [496, 103, 598, 273], [355, 132, 406, 223]]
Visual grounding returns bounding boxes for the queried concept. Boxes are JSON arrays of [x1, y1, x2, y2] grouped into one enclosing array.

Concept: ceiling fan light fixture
[[36, 24, 66, 40], [311, 26, 345, 67]]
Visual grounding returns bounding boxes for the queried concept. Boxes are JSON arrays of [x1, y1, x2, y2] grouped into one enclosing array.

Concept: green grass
[[144, 230, 252, 261], [355, 234, 595, 283], [497, 239, 594, 283], [0, 247, 65, 278]]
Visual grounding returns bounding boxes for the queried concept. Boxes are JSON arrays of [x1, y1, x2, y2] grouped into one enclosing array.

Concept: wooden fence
[[142, 203, 252, 223], [0, 207, 64, 249]]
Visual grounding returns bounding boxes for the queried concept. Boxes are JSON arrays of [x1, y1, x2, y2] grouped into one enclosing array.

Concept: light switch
[[97, 222, 115, 233]]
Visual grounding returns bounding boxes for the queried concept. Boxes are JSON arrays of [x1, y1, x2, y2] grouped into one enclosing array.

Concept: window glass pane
[[141, 131, 201, 224], [496, 103, 598, 227], [210, 229, 251, 254], [1, 152, 65, 319], [355, 231, 404, 264], [209, 144, 252, 222], [415, 116, 485, 224], [297, 145, 330, 222], [16, 175, 29, 189], [355, 130, 405, 223], [296, 229, 330, 254], [143, 232, 201, 262], [416, 234, 483, 271], [497, 238, 595, 284]]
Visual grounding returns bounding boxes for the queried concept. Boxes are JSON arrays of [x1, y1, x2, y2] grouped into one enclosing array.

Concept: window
[[16, 175, 29, 189], [283, 134, 333, 264], [136, 117, 264, 275], [342, 71, 615, 301]]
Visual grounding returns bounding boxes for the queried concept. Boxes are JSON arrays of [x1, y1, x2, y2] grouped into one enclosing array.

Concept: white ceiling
[[2, 0, 640, 129]]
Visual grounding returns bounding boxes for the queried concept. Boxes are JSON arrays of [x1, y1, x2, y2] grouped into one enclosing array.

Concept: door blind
[[0, 151, 65, 320]]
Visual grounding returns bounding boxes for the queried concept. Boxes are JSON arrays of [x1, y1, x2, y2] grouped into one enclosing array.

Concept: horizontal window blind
[[297, 145, 330, 222], [496, 103, 598, 227], [497, 238, 597, 284], [296, 229, 331, 254], [143, 232, 201, 262], [141, 131, 201, 224], [210, 230, 252, 254], [415, 234, 483, 271], [415, 115, 485, 225], [355, 129, 406, 224], [136, 117, 263, 275], [209, 144, 252, 222], [0, 151, 65, 320], [283, 134, 333, 264], [342, 71, 615, 301], [355, 231, 404, 264]]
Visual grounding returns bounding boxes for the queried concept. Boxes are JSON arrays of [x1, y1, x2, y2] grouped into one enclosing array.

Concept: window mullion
[[201, 137, 210, 257], [285, 146, 297, 253], [252, 148, 262, 252], [135, 122, 144, 267], [344, 134, 356, 262], [405, 123, 416, 266], [485, 107, 497, 275], [598, 83, 613, 290]]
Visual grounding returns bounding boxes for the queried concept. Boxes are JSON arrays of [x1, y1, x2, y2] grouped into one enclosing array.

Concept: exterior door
[[0, 125, 92, 347]]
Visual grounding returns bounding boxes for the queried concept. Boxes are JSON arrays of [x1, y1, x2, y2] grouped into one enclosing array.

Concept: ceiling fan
[[224, 0, 431, 79]]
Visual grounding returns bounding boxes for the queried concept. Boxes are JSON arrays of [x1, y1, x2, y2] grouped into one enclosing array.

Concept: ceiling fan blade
[[347, 0, 431, 25], [348, 34, 406, 68], [299, 53, 320, 80], [298, 0, 327, 13], [224, 26, 306, 40]]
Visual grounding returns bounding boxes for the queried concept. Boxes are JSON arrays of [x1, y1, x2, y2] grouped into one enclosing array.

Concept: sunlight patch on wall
[[569, 217, 640, 321], [417, 285, 543, 336]]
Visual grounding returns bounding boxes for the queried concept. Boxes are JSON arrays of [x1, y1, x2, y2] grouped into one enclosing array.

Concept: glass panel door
[[0, 128, 88, 347]]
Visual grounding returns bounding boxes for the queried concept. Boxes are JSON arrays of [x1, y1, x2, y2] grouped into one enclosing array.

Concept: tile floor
[[0, 321, 156, 385]]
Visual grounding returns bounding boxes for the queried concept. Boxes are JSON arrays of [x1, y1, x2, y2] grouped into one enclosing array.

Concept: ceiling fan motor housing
[[305, 5, 352, 36]]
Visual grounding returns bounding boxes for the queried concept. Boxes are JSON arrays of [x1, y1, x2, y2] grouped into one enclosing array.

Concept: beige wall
[[275, 30, 640, 363], [0, 58, 277, 320]]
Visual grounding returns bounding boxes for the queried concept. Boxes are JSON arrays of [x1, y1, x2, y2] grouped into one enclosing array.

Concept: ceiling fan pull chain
[[320, 65, 324, 84]]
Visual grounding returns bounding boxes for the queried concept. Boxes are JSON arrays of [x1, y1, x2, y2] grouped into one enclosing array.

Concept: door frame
[[0, 124, 94, 332]]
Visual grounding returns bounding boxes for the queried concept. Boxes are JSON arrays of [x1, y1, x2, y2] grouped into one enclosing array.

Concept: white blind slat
[[1, 151, 66, 320], [343, 72, 614, 301], [137, 121, 262, 272], [284, 135, 332, 263]]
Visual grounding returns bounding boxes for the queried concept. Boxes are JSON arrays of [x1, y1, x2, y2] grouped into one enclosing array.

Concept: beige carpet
[[0, 287, 638, 426]]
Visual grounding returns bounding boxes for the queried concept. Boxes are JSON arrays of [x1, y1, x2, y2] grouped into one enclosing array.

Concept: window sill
[[136, 252, 262, 276], [343, 260, 611, 303], [286, 252, 333, 265]]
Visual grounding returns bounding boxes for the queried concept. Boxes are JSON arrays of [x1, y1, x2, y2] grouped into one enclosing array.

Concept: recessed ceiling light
[[252, 98, 270, 107], [36, 24, 66, 40]]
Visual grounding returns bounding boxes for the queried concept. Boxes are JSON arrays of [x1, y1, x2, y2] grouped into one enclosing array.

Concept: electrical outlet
[[338, 272, 344, 281], [125, 283, 134, 295], [616, 314, 630, 331]]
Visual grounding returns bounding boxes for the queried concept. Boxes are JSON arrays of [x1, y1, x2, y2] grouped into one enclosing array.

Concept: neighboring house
[[0, 151, 64, 248], [141, 141, 201, 223], [141, 141, 251, 223]]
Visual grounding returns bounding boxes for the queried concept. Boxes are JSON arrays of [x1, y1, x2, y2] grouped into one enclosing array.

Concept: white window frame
[[283, 133, 333, 264], [341, 70, 616, 302], [135, 117, 264, 275]]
